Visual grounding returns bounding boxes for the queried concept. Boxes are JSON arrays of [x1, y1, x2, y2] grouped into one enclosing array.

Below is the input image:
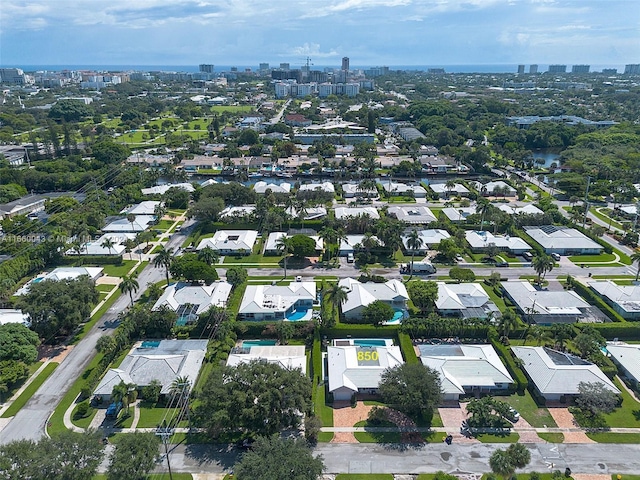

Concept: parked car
[[551, 253, 561, 261], [105, 402, 123, 419], [506, 407, 520, 423], [522, 251, 533, 261], [347, 253, 355, 263]]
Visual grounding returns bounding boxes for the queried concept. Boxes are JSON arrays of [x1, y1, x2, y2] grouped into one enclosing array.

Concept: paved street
[[0, 228, 189, 445]]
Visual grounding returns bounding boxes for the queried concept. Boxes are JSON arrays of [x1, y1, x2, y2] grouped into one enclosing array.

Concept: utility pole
[[582, 175, 591, 230], [157, 421, 174, 480]]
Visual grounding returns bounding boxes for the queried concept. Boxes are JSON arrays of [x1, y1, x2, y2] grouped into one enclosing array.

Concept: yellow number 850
[[357, 350, 379, 361]]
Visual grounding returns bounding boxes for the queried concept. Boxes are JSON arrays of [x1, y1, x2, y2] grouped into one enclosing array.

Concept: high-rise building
[[601, 68, 618, 75], [259, 63, 269, 71], [199, 64, 214, 73], [279, 63, 290, 70], [548, 64, 567, 73], [342, 57, 350, 71], [624, 64, 640, 74], [529, 64, 539, 74], [0, 68, 27, 84], [572, 65, 590, 73], [517, 65, 525, 74]]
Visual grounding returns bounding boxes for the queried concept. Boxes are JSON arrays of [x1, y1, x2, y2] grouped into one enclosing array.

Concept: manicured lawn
[[1, 362, 58, 418], [94, 474, 192, 480], [481, 284, 509, 312], [101, 260, 138, 277], [315, 384, 333, 426], [335, 475, 394, 480], [587, 432, 640, 443], [155, 219, 176, 230], [318, 432, 334, 442], [599, 378, 640, 428], [96, 284, 115, 293], [136, 404, 188, 428], [569, 253, 617, 263], [71, 402, 98, 429], [354, 431, 402, 443], [590, 208, 625, 230], [498, 390, 557, 428], [538, 432, 564, 443], [223, 254, 283, 264], [474, 432, 520, 443]]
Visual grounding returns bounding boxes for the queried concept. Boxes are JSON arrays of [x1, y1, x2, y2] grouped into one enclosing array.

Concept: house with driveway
[[152, 281, 233, 324], [227, 344, 307, 374], [435, 282, 500, 319], [465, 230, 531, 254], [512, 346, 619, 402], [587, 280, 640, 320], [523, 225, 603, 255], [326, 338, 404, 401], [196, 230, 258, 255], [418, 344, 514, 401], [237, 281, 316, 321], [338, 277, 409, 322], [605, 342, 640, 389], [401, 230, 451, 254]]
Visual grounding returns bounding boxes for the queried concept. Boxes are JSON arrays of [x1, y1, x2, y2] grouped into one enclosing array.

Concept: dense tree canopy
[[359, 300, 395, 326], [0, 323, 40, 364], [107, 432, 160, 480], [170, 253, 219, 284], [195, 360, 311, 437]]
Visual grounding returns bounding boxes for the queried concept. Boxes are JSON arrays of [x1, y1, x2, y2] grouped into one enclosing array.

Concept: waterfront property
[[512, 346, 619, 402], [237, 281, 316, 321], [141, 183, 195, 196], [429, 182, 470, 198], [418, 344, 513, 401], [253, 181, 291, 194]]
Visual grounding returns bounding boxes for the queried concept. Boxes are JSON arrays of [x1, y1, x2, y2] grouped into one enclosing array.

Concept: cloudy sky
[[0, 0, 638, 68]]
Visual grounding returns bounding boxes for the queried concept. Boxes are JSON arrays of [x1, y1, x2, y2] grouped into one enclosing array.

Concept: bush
[[59, 255, 124, 266], [488, 328, 528, 393], [76, 401, 90, 417]]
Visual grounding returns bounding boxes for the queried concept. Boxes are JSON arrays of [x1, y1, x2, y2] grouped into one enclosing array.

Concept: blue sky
[[1, 0, 638, 68]]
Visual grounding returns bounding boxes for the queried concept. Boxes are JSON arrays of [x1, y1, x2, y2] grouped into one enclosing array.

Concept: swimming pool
[[286, 308, 311, 321], [353, 339, 387, 347], [242, 340, 277, 347], [32, 277, 44, 283], [141, 341, 160, 348], [392, 310, 404, 322]]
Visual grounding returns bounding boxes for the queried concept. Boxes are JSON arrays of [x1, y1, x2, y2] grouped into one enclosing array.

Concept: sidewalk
[[0, 360, 54, 418]]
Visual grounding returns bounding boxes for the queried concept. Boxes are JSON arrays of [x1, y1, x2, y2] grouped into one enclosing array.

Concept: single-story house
[[401, 230, 451, 254], [327, 339, 404, 401], [342, 183, 379, 199], [334, 207, 380, 220], [298, 182, 335, 194], [616, 205, 638, 217], [220, 206, 256, 220], [67, 240, 126, 256], [429, 183, 470, 198], [512, 346, 620, 402], [121, 201, 163, 216], [501, 281, 599, 325], [227, 345, 307, 375], [152, 281, 233, 323], [381, 182, 427, 198], [103, 215, 155, 233], [253, 181, 291, 195], [264, 232, 323, 255], [196, 230, 258, 255], [523, 226, 603, 255], [16, 266, 103, 296], [465, 230, 531, 254], [605, 342, 640, 388], [474, 181, 517, 197], [237, 281, 316, 321], [338, 277, 409, 321], [0, 309, 31, 326], [498, 204, 543, 216], [441, 206, 476, 222], [93, 339, 208, 400], [141, 183, 195, 196], [388, 206, 437, 225], [587, 281, 640, 320], [435, 282, 500, 319], [338, 234, 383, 256], [419, 344, 514, 400], [285, 206, 327, 220]]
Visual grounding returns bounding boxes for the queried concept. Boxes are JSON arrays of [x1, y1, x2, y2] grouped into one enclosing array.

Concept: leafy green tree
[[226, 266, 248, 288], [275, 321, 295, 344], [95, 336, 117, 356], [233, 435, 324, 480], [449, 266, 476, 283], [436, 238, 462, 263], [631, 251, 640, 282], [170, 253, 219, 284], [18, 277, 98, 342], [195, 360, 311, 437], [406, 280, 438, 314], [48, 99, 93, 123], [0, 360, 29, 400], [490, 449, 515, 479], [378, 363, 443, 422], [119, 274, 139, 307], [360, 300, 395, 325], [188, 196, 225, 222], [289, 234, 316, 258], [576, 381, 619, 417], [141, 379, 162, 403], [0, 323, 40, 363], [497, 309, 519, 338], [92, 140, 130, 164], [107, 432, 160, 480], [197, 246, 219, 265]]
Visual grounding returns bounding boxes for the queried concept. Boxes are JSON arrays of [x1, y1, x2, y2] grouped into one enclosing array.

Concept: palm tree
[[153, 202, 167, 222], [198, 246, 219, 266], [336, 228, 348, 259], [531, 253, 553, 284], [276, 235, 294, 278], [153, 246, 174, 285], [489, 449, 515, 480], [497, 310, 519, 339], [126, 213, 136, 233], [318, 227, 337, 262], [124, 383, 138, 414], [477, 199, 492, 231], [119, 274, 140, 307], [101, 237, 116, 256], [445, 179, 456, 199], [526, 325, 552, 346], [406, 229, 424, 279], [170, 376, 191, 408], [111, 381, 128, 408], [323, 283, 349, 325], [631, 251, 640, 282]]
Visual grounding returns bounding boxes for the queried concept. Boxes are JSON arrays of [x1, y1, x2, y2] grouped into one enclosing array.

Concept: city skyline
[[1, 0, 639, 67]]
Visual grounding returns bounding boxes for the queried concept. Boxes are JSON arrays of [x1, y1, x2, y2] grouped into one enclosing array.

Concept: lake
[[532, 150, 561, 168]]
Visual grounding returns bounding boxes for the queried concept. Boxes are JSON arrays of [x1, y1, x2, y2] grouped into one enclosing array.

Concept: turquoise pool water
[[392, 310, 404, 322], [242, 340, 277, 347], [286, 308, 309, 321], [32, 277, 44, 283], [176, 316, 189, 326], [353, 339, 387, 347], [141, 341, 160, 348]]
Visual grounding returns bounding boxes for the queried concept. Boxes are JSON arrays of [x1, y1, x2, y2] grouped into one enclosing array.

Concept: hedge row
[[572, 224, 613, 254], [577, 322, 640, 341], [570, 280, 625, 323], [312, 330, 322, 385], [233, 320, 314, 339], [488, 329, 528, 394], [397, 332, 419, 364], [323, 323, 400, 338], [59, 255, 124, 266]]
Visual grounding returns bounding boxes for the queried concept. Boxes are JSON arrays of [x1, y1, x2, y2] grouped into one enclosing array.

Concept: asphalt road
[[0, 228, 189, 445], [150, 442, 640, 476]]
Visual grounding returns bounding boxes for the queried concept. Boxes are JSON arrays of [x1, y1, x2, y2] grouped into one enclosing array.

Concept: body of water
[[532, 150, 561, 168]]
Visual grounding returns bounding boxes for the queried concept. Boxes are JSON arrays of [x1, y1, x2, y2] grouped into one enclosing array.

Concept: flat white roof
[[498, 204, 543, 216], [254, 181, 291, 194], [0, 309, 30, 326], [588, 280, 640, 313], [227, 345, 307, 374], [388, 206, 436, 224], [334, 206, 380, 220], [524, 226, 603, 251], [264, 232, 323, 252], [501, 281, 589, 316], [442, 206, 476, 222], [103, 215, 155, 232], [429, 183, 470, 194], [402, 229, 450, 248], [141, 183, 194, 195], [465, 231, 531, 251], [239, 282, 316, 315], [606, 343, 640, 384], [196, 230, 258, 252]]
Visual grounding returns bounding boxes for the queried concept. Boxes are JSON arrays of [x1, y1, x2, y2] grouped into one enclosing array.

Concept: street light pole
[[582, 176, 591, 230]]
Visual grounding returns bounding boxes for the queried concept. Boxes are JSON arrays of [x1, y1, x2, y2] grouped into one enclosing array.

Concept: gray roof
[[524, 225, 603, 251], [501, 281, 589, 316], [588, 281, 640, 314], [606, 343, 640, 384], [511, 346, 619, 396]]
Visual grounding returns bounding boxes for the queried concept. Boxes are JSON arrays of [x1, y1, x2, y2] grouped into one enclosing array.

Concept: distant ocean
[[7, 64, 626, 74]]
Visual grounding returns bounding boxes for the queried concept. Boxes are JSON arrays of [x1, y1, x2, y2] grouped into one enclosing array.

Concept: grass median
[[1, 363, 59, 418]]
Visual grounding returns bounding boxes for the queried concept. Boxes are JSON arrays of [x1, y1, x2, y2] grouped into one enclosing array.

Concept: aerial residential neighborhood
[[2, 24, 640, 480]]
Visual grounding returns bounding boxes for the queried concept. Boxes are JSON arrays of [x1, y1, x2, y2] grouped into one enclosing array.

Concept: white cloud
[[287, 43, 340, 58]]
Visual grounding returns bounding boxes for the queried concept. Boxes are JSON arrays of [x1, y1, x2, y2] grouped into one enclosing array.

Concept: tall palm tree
[[126, 213, 137, 233], [101, 237, 116, 256], [111, 381, 128, 408], [497, 310, 519, 338], [170, 376, 191, 408], [631, 251, 640, 282], [153, 202, 167, 222], [531, 253, 554, 284], [153, 246, 174, 285], [323, 283, 349, 324], [335, 228, 348, 260], [119, 274, 140, 307], [276, 235, 294, 278], [526, 325, 552, 346], [198, 246, 219, 265], [406, 229, 424, 279], [445, 179, 456, 199], [318, 227, 337, 262], [477, 199, 492, 231]]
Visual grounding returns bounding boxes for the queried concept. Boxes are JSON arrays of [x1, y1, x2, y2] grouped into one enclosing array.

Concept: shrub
[[76, 401, 90, 417]]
